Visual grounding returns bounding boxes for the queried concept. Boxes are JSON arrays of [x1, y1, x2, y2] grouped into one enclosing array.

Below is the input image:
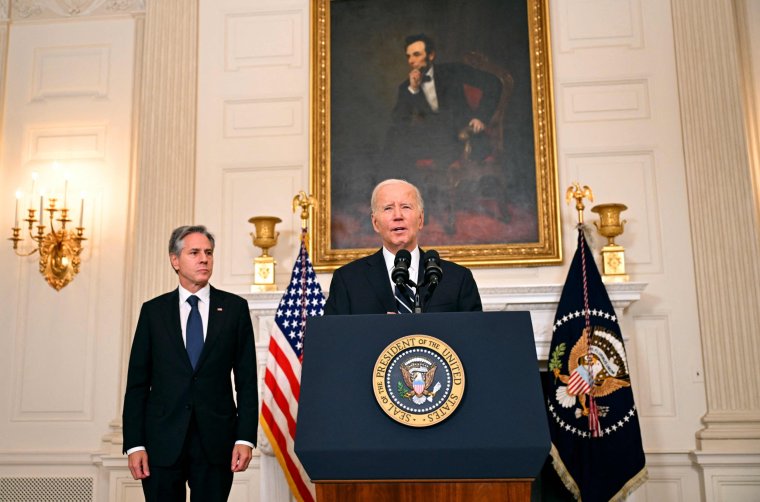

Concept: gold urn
[[248, 216, 282, 292], [591, 203, 629, 283]]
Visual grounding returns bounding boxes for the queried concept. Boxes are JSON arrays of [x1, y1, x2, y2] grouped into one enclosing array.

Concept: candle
[[29, 172, 37, 208], [14, 191, 21, 227], [39, 195, 44, 226], [79, 197, 84, 227], [63, 178, 68, 208]]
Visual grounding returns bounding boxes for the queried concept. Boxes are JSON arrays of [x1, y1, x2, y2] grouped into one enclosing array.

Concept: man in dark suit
[[385, 33, 502, 171], [123, 225, 258, 501], [324, 179, 482, 315]]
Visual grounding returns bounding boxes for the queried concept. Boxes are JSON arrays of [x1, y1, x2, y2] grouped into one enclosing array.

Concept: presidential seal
[[373, 334, 465, 427]]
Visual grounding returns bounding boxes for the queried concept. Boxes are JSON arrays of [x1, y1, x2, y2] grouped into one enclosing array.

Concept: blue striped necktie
[[186, 295, 204, 369], [395, 283, 416, 314]]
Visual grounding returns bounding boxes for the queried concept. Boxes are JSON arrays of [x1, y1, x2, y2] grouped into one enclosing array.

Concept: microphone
[[391, 249, 412, 286], [423, 250, 443, 288]]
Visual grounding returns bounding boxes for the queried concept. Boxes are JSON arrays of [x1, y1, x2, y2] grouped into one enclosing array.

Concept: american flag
[[260, 238, 324, 502]]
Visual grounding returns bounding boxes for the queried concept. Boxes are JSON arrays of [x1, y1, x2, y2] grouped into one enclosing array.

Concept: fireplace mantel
[[243, 282, 646, 361]]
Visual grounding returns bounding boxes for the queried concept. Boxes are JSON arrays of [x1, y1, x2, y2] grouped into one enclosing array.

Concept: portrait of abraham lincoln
[[314, 0, 559, 268]]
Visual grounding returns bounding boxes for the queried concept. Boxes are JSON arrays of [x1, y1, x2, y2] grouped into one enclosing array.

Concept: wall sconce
[[9, 171, 87, 291]]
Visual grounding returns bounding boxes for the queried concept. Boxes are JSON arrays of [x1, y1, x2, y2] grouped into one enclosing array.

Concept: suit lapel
[[416, 248, 436, 311], [197, 286, 224, 369], [416, 248, 426, 285], [164, 289, 191, 367], [367, 249, 397, 313]]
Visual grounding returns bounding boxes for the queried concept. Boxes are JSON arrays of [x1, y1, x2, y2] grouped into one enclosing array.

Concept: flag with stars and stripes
[[544, 227, 647, 502], [260, 236, 325, 502]]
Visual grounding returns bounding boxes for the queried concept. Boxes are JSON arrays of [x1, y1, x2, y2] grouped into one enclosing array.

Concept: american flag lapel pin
[[217, 307, 223, 311]]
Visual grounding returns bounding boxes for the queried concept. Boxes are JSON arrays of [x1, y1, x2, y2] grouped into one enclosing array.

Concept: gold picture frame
[[310, 0, 560, 270]]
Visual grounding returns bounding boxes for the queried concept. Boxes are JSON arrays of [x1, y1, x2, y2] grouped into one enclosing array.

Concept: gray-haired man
[[123, 225, 258, 501]]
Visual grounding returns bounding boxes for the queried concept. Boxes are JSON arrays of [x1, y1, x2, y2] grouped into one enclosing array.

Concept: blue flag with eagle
[[545, 228, 647, 501]]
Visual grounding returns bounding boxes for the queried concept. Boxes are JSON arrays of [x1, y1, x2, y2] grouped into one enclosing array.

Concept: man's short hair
[[169, 225, 215, 256], [370, 179, 425, 214], [404, 33, 436, 54]]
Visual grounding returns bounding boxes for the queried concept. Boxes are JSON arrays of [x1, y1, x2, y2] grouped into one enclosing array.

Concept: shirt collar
[[179, 283, 211, 304], [382, 246, 420, 275]]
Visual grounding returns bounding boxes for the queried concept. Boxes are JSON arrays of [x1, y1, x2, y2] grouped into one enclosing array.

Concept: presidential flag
[[260, 234, 325, 502], [545, 228, 647, 501]]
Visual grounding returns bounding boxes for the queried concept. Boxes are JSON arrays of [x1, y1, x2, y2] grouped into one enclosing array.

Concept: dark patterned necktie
[[395, 283, 416, 314], [186, 295, 204, 369]]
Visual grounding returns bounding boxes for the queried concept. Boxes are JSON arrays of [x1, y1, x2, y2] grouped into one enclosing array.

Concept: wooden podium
[[296, 312, 549, 502], [316, 479, 531, 501]]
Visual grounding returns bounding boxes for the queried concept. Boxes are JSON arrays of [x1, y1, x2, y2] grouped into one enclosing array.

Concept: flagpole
[[260, 190, 324, 502], [565, 182, 603, 437]]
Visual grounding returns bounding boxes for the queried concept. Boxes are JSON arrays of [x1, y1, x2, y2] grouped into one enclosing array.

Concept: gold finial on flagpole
[[565, 182, 594, 225], [292, 191, 316, 246], [292, 191, 316, 229]]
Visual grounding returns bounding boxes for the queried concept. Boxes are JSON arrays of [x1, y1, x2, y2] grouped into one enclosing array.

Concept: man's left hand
[[231, 444, 253, 472], [469, 118, 486, 134]]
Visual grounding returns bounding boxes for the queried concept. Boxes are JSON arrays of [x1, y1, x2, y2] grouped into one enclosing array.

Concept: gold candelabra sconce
[[591, 203, 629, 283], [9, 171, 88, 291], [248, 216, 281, 292]]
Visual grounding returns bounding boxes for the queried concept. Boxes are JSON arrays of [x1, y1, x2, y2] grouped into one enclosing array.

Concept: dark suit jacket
[[392, 62, 501, 130], [324, 248, 482, 315], [122, 286, 258, 467], [386, 62, 502, 167]]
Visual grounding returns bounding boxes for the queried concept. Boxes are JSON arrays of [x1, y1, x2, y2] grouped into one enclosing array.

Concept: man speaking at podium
[[324, 179, 482, 315]]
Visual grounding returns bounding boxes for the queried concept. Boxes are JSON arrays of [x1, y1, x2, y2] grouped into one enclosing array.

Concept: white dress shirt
[[179, 283, 210, 344], [382, 246, 420, 295], [408, 66, 439, 112]]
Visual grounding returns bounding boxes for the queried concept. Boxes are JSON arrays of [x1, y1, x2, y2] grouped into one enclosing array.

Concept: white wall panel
[[626, 453, 704, 502], [223, 97, 303, 138], [0, 16, 135, 453], [557, 0, 643, 51], [25, 124, 106, 161], [562, 79, 651, 122], [220, 165, 304, 287], [13, 268, 95, 420], [224, 9, 303, 70], [31, 45, 110, 101], [632, 315, 676, 417], [565, 150, 662, 273], [697, 458, 760, 502], [636, 479, 683, 501]]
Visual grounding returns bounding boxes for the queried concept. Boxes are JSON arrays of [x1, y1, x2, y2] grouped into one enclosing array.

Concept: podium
[[295, 312, 550, 501]]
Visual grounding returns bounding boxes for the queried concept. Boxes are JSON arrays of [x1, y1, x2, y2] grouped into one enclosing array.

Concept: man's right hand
[[128, 450, 151, 480], [409, 69, 423, 91]]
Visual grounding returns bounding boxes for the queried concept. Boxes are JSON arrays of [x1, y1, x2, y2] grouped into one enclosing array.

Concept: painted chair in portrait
[[417, 51, 514, 232]]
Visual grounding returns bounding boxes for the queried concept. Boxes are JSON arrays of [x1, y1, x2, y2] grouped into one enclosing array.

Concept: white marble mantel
[[243, 281, 646, 361]]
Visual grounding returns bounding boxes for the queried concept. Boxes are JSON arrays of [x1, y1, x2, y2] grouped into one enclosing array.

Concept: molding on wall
[[242, 282, 647, 313], [671, 0, 760, 456], [10, 0, 145, 21]]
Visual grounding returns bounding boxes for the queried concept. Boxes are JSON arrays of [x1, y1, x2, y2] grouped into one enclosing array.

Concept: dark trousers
[[141, 416, 233, 502]]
